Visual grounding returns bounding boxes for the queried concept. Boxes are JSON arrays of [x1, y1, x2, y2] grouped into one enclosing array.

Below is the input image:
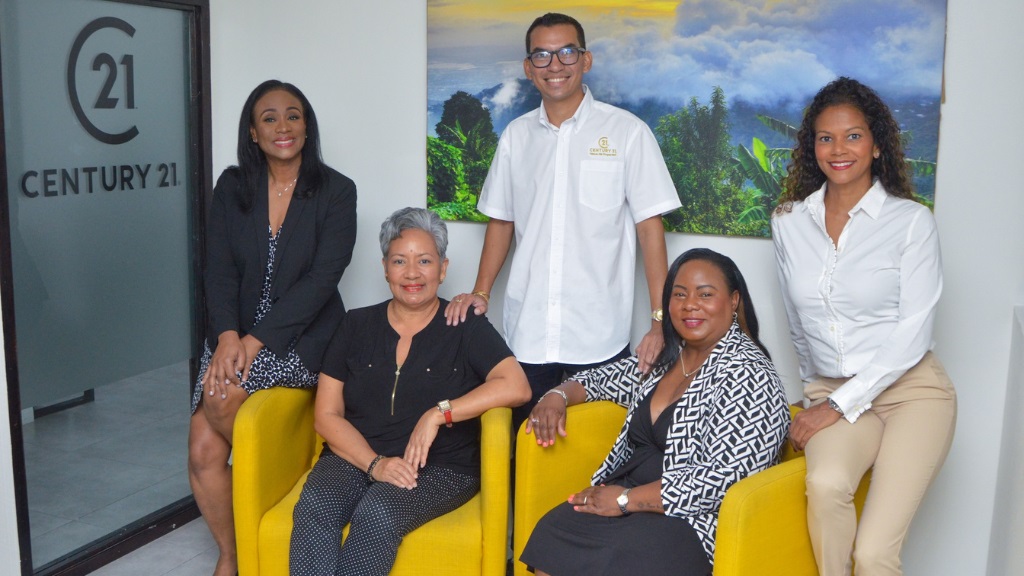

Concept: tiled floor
[[90, 517, 218, 576], [21, 360, 194, 570], [91, 516, 518, 576]]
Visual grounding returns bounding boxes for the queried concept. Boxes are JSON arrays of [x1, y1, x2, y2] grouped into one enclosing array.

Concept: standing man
[[446, 13, 681, 430]]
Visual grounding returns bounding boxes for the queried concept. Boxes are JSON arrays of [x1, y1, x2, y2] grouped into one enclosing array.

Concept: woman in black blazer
[[188, 79, 357, 576]]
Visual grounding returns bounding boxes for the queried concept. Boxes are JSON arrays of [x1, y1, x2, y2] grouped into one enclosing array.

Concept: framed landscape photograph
[[427, 0, 947, 237]]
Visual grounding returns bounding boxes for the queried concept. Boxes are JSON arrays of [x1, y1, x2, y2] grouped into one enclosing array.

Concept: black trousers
[[290, 446, 479, 576]]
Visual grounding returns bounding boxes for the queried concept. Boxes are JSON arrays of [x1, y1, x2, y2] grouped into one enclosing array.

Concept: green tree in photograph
[[426, 136, 466, 204], [656, 87, 756, 236], [435, 91, 498, 192], [732, 117, 794, 236], [435, 91, 495, 147], [428, 91, 497, 222]]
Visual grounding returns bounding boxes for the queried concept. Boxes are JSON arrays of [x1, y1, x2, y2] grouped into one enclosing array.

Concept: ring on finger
[[582, 495, 588, 505], [530, 417, 539, 423]]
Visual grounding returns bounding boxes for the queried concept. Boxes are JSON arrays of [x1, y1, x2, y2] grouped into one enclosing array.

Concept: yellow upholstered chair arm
[[513, 401, 627, 576], [233, 387, 317, 576], [714, 403, 871, 575], [714, 457, 818, 576], [479, 407, 512, 576]]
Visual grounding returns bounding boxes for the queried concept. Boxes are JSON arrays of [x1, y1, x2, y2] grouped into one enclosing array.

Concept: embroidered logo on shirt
[[589, 136, 618, 157]]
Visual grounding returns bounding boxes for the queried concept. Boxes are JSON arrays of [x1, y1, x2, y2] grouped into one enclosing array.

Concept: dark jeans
[[512, 345, 631, 434]]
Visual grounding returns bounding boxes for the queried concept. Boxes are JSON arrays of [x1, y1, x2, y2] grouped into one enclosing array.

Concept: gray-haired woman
[[290, 207, 531, 576]]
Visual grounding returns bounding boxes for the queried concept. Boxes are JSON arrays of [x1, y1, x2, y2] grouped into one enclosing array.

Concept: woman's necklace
[[274, 178, 297, 197], [681, 354, 706, 378]]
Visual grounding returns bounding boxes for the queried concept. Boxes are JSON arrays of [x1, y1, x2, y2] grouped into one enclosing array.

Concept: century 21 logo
[[67, 17, 138, 145]]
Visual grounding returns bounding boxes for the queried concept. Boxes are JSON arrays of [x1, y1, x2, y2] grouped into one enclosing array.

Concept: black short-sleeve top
[[320, 299, 514, 477]]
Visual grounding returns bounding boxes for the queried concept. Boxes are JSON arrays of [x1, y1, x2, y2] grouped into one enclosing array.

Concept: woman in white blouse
[[772, 77, 956, 576]]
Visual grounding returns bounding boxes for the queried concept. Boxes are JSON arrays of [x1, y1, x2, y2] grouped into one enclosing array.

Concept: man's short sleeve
[[477, 128, 516, 221], [623, 122, 681, 223]]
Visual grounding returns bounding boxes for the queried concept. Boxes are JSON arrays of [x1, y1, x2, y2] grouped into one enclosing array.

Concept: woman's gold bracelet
[[471, 290, 490, 303]]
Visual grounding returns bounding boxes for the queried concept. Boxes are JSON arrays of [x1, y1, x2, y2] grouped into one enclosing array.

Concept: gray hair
[[379, 207, 448, 260]]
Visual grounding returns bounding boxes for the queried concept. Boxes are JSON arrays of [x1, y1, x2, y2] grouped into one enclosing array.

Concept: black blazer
[[203, 165, 357, 372]]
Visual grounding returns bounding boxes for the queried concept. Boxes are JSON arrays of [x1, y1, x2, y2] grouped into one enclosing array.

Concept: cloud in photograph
[[430, 0, 946, 109], [582, 0, 947, 106], [428, 0, 947, 126]]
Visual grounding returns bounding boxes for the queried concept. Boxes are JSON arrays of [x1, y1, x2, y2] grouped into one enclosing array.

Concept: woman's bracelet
[[471, 290, 490, 303], [366, 454, 385, 481], [540, 388, 568, 405]]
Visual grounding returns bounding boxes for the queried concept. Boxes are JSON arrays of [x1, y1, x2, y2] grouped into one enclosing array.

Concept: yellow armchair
[[512, 402, 871, 576], [233, 387, 512, 576]]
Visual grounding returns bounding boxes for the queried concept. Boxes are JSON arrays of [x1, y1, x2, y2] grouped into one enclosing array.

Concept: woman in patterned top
[[188, 80, 357, 576], [520, 248, 789, 575]]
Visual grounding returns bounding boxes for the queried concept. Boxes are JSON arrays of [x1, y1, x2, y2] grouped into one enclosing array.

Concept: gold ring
[[454, 297, 462, 302]]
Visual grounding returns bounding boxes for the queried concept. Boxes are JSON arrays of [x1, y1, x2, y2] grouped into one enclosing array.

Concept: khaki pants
[[803, 352, 957, 576]]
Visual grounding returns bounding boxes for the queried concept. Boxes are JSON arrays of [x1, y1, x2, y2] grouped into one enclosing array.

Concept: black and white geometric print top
[[574, 322, 790, 561]]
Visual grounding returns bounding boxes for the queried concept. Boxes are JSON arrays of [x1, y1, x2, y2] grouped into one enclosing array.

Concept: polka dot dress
[[191, 226, 318, 414], [290, 447, 479, 576]]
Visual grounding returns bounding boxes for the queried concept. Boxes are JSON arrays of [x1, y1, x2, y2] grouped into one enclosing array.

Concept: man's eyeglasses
[[526, 46, 587, 68]]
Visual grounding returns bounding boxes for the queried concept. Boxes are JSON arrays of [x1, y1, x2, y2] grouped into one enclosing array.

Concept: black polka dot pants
[[289, 446, 479, 576]]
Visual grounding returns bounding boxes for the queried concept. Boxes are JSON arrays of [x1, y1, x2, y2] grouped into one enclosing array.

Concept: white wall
[[924, 0, 1024, 573], [0, 0, 1021, 572], [988, 307, 1024, 574]]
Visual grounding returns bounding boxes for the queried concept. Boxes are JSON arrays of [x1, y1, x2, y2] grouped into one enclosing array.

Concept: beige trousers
[[803, 352, 957, 576]]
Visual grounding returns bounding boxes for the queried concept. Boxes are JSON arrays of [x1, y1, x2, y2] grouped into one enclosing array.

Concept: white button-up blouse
[[771, 180, 942, 422]]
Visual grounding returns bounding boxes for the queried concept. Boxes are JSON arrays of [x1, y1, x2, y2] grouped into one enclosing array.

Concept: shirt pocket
[[341, 358, 388, 416], [579, 160, 625, 212]]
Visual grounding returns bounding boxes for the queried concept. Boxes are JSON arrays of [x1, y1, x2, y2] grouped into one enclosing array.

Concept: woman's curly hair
[[776, 77, 913, 211]]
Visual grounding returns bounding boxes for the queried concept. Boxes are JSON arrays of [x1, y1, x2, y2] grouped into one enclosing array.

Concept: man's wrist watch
[[651, 309, 663, 322], [827, 397, 845, 417], [616, 488, 632, 515], [436, 399, 453, 428]]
